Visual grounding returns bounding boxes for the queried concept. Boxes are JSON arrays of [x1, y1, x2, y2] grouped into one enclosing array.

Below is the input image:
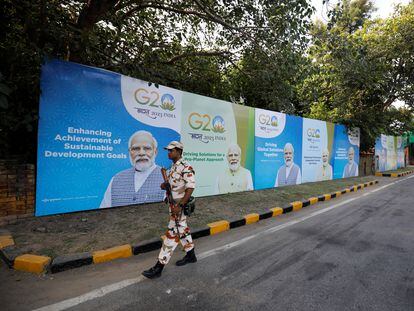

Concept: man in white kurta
[[215, 143, 253, 194], [316, 148, 333, 181]]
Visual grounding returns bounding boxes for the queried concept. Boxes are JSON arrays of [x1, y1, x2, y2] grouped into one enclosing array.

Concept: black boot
[[142, 261, 164, 279], [176, 248, 197, 266]]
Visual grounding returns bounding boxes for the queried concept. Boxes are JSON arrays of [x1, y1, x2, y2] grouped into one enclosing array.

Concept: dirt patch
[[4, 176, 377, 258]]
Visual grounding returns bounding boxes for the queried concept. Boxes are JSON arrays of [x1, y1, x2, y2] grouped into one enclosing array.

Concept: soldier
[[142, 141, 197, 279]]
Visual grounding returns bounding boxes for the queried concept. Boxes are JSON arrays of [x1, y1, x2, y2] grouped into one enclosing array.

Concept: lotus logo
[[134, 88, 176, 112], [212, 116, 225, 133], [270, 116, 278, 127], [160, 94, 175, 111], [188, 113, 225, 133]]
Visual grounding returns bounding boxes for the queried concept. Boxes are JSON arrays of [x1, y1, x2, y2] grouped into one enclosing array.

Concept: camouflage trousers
[[158, 214, 194, 265]]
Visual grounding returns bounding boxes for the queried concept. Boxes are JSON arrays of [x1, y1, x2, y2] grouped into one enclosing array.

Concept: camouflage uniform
[[158, 159, 195, 265]]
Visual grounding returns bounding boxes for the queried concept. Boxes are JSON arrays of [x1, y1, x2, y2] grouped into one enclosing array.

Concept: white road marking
[[32, 276, 146, 311], [32, 176, 412, 311]]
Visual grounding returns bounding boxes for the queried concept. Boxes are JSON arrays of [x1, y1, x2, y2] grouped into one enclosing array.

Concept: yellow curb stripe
[[14, 254, 51, 274], [391, 173, 398, 178], [353, 186, 358, 192], [359, 184, 365, 189], [244, 213, 260, 225], [309, 197, 318, 205], [335, 191, 341, 197], [291, 201, 303, 211], [207, 220, 230, 235], [375, 172, 382, 176], [93, 244, 132, 264], [0, 235, 14, 249], [324, 194, 331, 201], [345, 188, 351, 193], [270, 207, 283, 217]]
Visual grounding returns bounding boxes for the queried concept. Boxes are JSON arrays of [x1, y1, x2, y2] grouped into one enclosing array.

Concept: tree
[[299, 0, 414, 150], [1, 0, 314, 159]]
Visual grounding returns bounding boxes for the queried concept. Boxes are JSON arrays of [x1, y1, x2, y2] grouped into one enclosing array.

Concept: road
[[1, 175, 414, 311]]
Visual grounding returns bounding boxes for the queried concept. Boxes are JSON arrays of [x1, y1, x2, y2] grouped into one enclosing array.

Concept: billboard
[[374, 134, 405, 172], [181, 92, 255, 196], [332, 125, 360, 179], [37, 59, 361, 216], [301, 118, 335, 183], [397, 136, 405, 168], [254, 109, 302, 190], [36, 60, 180, 216]]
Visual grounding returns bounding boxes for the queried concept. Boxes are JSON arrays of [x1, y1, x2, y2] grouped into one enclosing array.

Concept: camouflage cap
[[164, 141, 184, 150]]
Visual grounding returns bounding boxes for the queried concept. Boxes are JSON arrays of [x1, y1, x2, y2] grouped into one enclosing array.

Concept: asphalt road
[[1, 175, 414, 311]]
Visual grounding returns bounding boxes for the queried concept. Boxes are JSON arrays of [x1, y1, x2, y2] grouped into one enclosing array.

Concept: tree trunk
[[68, 0, 119, 62]]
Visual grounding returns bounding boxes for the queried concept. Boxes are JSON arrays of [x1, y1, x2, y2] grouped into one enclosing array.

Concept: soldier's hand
[[160, 182, 167, 190], [171, 204, 181, 216]]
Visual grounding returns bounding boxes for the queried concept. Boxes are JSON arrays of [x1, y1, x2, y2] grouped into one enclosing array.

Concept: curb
[[1, 180, 379, 274], [14, 254, 51, 274], [375, 170, 414, 178], [0, 230, 15, 268]]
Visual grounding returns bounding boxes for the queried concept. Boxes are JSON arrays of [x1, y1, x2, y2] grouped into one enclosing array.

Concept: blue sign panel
[[254, 109, 303, 190], [36, 60, 180, 216], [332, 125, 360, 179]]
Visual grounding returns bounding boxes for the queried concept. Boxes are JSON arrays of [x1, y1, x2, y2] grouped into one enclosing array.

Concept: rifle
[[161, 167, 182, 241]]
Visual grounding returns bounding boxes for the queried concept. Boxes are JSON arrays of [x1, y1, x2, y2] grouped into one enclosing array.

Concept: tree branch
[[121, 3, 210, 20], [192, 0, 238, 30], [161, 50, 231, 64]]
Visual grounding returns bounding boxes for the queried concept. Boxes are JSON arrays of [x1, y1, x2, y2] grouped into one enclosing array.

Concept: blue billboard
[[332, 125, 360, 179], [36, 60, 180, 216], [254, 109, 302, 190]]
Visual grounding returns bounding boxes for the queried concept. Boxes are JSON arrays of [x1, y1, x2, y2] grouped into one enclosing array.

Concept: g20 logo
[[307, 128, 321, 138], [134, 88, 175, 111], [188, 112, 225, 133], [258, 114, 278, 127]]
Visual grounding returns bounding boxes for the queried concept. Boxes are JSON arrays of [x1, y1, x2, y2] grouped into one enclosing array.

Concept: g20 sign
[[307, 128, 321, 138], [188, 112, 225, 133], [258, 114, 278, 127], [134, 88, 176, 111]]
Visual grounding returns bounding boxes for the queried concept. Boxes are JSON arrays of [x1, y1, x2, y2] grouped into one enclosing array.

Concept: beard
[[130, 155, 154, 171], [285, 158, 292, 167], [228, 161, 240, 172]]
